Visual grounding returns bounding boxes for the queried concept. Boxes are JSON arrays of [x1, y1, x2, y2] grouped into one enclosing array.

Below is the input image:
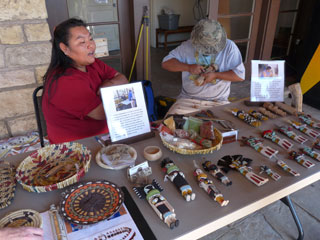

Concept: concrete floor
[[151, 46, 320, 240]]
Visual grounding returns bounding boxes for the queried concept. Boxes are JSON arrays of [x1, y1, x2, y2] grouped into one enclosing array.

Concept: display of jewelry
[[161, 158, 196, 201]]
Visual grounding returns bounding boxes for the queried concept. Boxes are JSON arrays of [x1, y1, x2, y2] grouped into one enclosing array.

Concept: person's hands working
[[0, 227, 44, 240], [201, 70, 244, 86]]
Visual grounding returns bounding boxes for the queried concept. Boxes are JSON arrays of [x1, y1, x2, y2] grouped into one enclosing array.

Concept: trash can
[[158, 14, 180, 30]]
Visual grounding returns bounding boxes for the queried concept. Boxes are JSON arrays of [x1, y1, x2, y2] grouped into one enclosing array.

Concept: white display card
[[250, 60, 285, 102], [100, 82, 151, 142]]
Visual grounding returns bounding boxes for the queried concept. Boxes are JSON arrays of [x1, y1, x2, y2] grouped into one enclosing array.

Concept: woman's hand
[[188, 64, 204, 75], [0, 227, 44, 240]]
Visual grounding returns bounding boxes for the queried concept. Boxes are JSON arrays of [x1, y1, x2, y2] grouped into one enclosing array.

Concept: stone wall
[[0, 0, 51, 139]]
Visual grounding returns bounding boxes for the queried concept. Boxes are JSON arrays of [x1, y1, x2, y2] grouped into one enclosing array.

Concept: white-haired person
[[162, 19, 245, 115]]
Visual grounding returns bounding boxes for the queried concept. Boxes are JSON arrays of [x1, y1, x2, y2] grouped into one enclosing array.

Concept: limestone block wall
[[0, 0, 51, 139]]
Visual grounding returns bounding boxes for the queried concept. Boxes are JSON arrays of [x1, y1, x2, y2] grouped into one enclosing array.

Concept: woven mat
[[0, 132, 48, 160]]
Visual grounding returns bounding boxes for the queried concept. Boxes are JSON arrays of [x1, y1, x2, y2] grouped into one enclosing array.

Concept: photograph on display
[[258, 64, 279, 78], [113, 87, 137, 111], [251, 60, 285, 102]]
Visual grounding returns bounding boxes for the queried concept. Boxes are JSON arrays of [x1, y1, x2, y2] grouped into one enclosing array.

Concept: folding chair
[[32, 86, 47, 147]]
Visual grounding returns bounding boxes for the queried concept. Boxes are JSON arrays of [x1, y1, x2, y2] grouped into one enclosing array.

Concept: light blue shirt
[[163, 39, 245, 101]]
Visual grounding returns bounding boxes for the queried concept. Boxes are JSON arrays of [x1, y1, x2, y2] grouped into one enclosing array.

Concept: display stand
[[106, 131, 155, 145]]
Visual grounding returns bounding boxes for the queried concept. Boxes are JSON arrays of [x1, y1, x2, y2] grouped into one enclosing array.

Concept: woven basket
[[16, 142, 91, 193], [0, 161, 16, 209], [161, 128, 223, 155], [0, 209, 42, 228]]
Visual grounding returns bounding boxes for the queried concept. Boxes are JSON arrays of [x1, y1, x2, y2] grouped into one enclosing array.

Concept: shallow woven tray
[[0, 161, 16, 209], [60, 180, 124, 225], [16, 142, 91, 193], [161, 128, 223, 155], [0, 209, 42, 228]]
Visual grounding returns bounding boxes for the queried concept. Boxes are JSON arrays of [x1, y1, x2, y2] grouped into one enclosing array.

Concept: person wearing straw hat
[[0, 227, 43, 239], [162, 19, 245, 115]]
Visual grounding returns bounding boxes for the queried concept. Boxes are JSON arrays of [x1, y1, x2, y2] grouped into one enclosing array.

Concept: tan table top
[[1, 100, 320, 240]]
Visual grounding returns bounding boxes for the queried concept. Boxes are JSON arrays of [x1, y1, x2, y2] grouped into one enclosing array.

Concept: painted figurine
[[260, 165, 281, 181], [301, 146, 320, 161], [161, 158, 195, 201], [288, 150, 315, 168], [193, 161, 229, 206], [276, 159, 300, 176], [298, 113, 320, 129], [217, 155, 269, 186], [278, 126, 308, 144], [231, 109, 261, 127], [262, 130, 294, 151], [290, 120, 320, 138], [313, 139, 320, 150], [133, 179, 179, 229], [202, 160, 232, 186], [242, 136, 278, 159], [248, 109, 268, 121]]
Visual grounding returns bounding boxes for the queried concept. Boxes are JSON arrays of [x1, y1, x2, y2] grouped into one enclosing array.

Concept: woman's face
[[62, 26, 96, 71]]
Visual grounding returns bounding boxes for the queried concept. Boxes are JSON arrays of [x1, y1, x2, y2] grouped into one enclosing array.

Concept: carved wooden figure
[[242, 136, 278, 159], [263, 102, 286, 117], [278, 126, 308, 144], [193, 161, 229, 206], [260, 165, 281, 181], [298, 113, 320, 129], [258, 107, 277, 119], [301, 147, 320, 161], [262, 130, 294, 151], [248, 109, 268, 121], [161, 158, 195, 201], [288, 151, 315, 168], [202, 160, 232, 186], [290, 120, 320, 138], [217, 155, 269, 186], [133, 179, 179, 229], [231, 109, 261, 127], [276, 159, 300, 176]]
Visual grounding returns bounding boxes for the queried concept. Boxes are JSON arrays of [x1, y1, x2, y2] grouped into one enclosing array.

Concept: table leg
[[156, 30, 159, 48], [280, 195, 304, 240]]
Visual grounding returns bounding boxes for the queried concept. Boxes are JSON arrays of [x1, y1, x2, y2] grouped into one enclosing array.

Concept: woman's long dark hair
[[43, 18, 87, 97]]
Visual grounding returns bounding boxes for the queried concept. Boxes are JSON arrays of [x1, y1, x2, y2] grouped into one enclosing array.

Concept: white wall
[[150, 0, 208, 48]]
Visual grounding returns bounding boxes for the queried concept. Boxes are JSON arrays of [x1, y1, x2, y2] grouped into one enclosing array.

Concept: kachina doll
[[276, 159, 300, 176], [242, 136, 278, 159], [193, 161, 229, 206], [262, 130, 294, 151], [300, 146, 320, 161], [230, 109, 261, 127], [133, 179, 179, 229], [260, 165, 281, 181], [217, 155, 269, 186], [161, 158, 196, 202], [278, 126, 308, 144], [289, 120, 320, 138], [288, 150, 315, 168], [313, 139, 320, 150], [298, 113, 320, 129], [202, 160, 232, 186]]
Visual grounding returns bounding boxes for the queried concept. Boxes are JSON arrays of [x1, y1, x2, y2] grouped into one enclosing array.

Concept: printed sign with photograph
[[251, 60, 285, 102], [100, 82, 151, 142]]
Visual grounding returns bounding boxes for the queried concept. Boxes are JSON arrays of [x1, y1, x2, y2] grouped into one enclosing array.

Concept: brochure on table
[[250, 60, 285, 102], [101, 82, 151, 142], [41, 204, 144, 240]]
